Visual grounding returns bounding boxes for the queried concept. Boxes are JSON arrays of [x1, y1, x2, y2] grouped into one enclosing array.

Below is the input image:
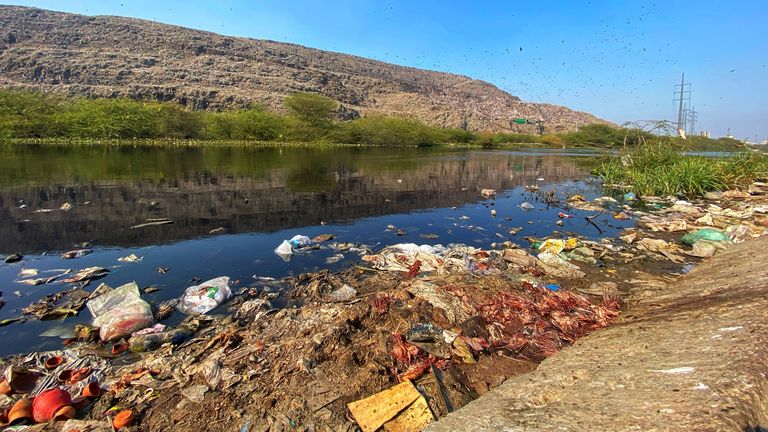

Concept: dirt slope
[[428, 234, 768, 431], [0, 6, 606, 132]]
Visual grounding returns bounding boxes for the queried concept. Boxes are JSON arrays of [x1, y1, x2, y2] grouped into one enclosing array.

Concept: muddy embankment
[[430, 229, 768, 431]]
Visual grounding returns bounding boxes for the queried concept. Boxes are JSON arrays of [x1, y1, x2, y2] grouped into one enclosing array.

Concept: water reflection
[[0, 145, 594, 253]]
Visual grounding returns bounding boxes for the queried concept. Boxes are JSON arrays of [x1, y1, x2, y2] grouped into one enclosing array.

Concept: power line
[[673, 73, 691, 137]]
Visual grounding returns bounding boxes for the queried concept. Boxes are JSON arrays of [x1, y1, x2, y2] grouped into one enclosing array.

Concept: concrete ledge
[[428, 235, 768, 431]]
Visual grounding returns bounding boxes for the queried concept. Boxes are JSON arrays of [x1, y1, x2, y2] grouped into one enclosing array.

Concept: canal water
[[0, 144, 632, 356]]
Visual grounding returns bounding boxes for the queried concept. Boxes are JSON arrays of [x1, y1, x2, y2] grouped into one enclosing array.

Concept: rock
[[703, 191, 723, 200]]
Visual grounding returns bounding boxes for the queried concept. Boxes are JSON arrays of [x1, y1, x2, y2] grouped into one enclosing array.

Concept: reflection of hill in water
[[0, 154, 588, 252]]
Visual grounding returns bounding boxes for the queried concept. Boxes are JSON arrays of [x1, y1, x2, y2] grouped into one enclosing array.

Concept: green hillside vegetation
[[0, 89, 748, 150]]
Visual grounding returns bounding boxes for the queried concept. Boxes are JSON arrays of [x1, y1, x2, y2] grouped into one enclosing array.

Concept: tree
[[283, 92, 337, 127]]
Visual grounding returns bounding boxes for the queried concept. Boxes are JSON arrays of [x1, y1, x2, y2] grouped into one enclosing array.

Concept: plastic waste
[[519, 202, 534, 210], [680, 229, 730, 246], [726, 224, 753, 243], [117, 254, 142, 263], [289, 235, 311, 249], [4, 254, 22, 263], [274, 240, 293, 261], [86, 282, 154, 342], [274, 235, 312, 261], [623, 192, 636, 202], [129, 327, 192, 352], [177, 276, 232, 314], [61, 249, 92, 259], [689, 239, 728, 258], [538, 239, 565, 254], [545, 284, 560, 292], [537, 252, 586, 278], [327, 284, 357, 302]]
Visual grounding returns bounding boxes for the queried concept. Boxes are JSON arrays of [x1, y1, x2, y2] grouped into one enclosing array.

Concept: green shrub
[[594, 143, 768, 196]]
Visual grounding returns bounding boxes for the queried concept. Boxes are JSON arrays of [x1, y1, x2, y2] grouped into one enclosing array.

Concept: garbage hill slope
[[0, 6, 606, 133], [428, 234, 768, 431]]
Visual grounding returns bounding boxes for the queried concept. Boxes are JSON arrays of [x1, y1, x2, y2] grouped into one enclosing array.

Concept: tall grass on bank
[[594, 144, 768, 196]]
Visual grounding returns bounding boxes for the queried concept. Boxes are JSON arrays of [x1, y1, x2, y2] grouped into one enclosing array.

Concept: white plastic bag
[[288, 235, 311, 248], [274, 235, 312, 262], [274, 240, 294, 261], [177, 276, 232, 315], [86, 282, 154, 342]]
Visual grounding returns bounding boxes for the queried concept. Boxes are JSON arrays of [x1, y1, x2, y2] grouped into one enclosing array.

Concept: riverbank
[[1, 176, 765, 430], [429, 222, 768, 431]]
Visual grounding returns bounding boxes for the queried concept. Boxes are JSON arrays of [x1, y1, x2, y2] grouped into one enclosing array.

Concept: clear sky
[[5, 0, 768, 140]]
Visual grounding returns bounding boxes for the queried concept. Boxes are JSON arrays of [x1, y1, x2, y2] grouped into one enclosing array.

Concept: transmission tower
[[687, 105, 698, 136], [673, 73, 691, 138]]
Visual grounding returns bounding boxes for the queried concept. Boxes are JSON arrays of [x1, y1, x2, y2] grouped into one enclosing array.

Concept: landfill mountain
[[0, 6, 606, 133]]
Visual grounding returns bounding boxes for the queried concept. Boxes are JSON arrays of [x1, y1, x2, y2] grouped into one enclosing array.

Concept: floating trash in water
[[118, 254, 142, 263], [61, 249, 92, 259], [326, 254, 345, 264]]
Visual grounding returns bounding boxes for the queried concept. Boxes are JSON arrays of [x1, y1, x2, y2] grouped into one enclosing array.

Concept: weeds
[[594, 141, 768, 196]]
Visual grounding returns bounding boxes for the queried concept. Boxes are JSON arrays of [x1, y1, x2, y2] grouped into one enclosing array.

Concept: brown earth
[[0, 6, 607, 133], [428, 229, 768, 431]]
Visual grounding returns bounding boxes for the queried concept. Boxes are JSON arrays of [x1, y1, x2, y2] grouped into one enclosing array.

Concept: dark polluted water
[[0, 144, 633, 356]]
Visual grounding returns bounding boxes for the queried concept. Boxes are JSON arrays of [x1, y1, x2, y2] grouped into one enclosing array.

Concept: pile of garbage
[[1, 181, 767, 431], [0, 237, 622, 431]]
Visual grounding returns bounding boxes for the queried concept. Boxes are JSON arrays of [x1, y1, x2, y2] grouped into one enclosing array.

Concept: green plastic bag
[[681, 229, 730, 246]]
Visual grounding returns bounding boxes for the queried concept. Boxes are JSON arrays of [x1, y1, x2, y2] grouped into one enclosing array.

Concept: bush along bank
[[0, 89, 747, 149], [594, 143, 768, 197]]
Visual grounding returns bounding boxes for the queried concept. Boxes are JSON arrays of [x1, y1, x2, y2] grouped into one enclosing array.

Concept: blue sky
[[6, 0, 768, 139]]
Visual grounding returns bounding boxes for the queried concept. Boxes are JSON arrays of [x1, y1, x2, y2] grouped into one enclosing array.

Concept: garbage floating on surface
[[61, 249, 92, 259], [274, 235, 312, 261], [177, 276, 232, 315], [4, 254, 22, 264], [117, 253, 142, 263]]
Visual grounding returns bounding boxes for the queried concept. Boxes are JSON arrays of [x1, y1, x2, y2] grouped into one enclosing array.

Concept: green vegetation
[[0, 89, 751, 150], [594, 135, 768, 196]]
